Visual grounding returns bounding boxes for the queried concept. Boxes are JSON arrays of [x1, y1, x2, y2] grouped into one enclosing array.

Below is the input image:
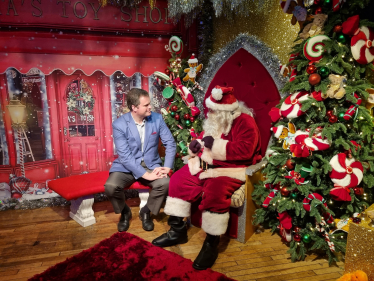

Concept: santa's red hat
[[205, 85, 239, 111], [272, 126, 285, 138], [188, 54, 198, 64]]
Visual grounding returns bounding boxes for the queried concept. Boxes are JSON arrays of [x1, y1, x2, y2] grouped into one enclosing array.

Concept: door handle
[[64, 127, 67, 136]]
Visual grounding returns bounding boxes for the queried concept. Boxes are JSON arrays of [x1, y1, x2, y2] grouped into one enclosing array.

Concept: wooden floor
[[0, 199, 344, 281]]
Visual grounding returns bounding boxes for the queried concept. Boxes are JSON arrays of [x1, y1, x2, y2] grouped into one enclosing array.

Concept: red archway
[[204, 48, 281, 156]]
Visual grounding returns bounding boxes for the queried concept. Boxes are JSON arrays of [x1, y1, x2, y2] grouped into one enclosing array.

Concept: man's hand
[[142, 171, 165, 181], [189, 140, 201, 153], [152, 167, 171, 178], [202, 136, 214, 150]]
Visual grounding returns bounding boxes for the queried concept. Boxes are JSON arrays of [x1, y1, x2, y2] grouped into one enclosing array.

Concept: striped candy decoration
[[344, 93, 362, 120], [316, 218, 335, 252], [329, 153, 363, 188], [294, 130, 331, 152], [168, 36, 183, 55], [342, 15, 374, 65], [303, 193, 334, 223], [280, 91, 309, 119], [303, 35, 331, 62]]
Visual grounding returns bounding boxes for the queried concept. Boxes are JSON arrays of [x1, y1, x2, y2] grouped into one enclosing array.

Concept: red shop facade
[[0, 0, 197, 191]]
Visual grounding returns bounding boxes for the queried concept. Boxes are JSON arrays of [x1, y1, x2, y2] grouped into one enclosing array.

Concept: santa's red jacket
[[188, 109, 262, 182]]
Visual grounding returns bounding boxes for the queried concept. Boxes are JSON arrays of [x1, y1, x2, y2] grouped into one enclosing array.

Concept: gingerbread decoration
[[183, 54, 203, 84]]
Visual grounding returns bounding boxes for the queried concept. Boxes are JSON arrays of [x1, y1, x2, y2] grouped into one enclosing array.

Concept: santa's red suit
[[163, 86, 262, 236]]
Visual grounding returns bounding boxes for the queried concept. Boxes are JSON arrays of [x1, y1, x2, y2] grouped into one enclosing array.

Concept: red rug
[[29, 232, 235, 281]]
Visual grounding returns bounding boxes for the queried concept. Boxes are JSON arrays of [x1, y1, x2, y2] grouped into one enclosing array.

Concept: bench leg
[[69, 195, 96, 227], [138, 189, 149, 211]]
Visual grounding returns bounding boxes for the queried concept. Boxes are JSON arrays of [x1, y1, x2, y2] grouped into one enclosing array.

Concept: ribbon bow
[[330, 184, 352, 201]]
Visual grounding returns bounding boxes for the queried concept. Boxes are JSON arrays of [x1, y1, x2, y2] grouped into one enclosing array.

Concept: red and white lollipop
[[329, 153, 363, 188], [269, 91, 309, 122], [342, 15, 374, 65], [303, 35, 331, 62]]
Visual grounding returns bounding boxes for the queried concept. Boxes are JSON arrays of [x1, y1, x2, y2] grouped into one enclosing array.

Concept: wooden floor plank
[[0, 200, 344, 280]]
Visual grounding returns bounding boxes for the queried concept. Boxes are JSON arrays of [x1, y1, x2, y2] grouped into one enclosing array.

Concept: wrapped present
[[344, 204, 374, 280]]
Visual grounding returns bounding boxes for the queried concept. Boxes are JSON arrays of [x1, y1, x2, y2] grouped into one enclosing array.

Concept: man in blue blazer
[[105, 88, 176, 232]]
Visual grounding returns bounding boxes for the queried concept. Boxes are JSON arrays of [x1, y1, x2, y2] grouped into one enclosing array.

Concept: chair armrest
[[245, 159, 268, 176]]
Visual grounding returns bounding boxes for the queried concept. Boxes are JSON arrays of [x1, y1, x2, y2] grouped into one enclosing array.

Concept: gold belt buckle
[[201, 159, 208, 171]]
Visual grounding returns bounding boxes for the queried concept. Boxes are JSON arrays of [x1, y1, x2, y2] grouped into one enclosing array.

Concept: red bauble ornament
[[315, 6, 322, 14], [286, 159, 295, 169], [281, 187, 291, 197], [171, 105, 178, 112], [329, 115, 338, 123], [333, 24, 343, 33], [354, 187, 364, 196], [314, 0, 321, 4], [306, 65, 317, 74], [175, 114, 180, 121], [326, 110, 334, 117], [309, 73, 321, 85], [189, 117, 195, 123], [176, 153, 180, 158], [12, 192, 22, 199], [165, 69, 171, 75], [294, 234, 301, 242], [183, 113, 190, 120], [294, 226, 302, 233]]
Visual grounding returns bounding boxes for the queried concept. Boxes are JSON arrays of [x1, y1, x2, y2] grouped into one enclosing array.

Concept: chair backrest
[[203, 48, 281, 156]]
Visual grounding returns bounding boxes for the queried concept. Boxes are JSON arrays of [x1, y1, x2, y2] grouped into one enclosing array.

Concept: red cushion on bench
[[48, 171, 150, 201]]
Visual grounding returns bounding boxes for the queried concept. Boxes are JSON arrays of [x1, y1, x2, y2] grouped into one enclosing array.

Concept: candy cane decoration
[[168, 36, 183, 55], [18, 129, 25, 177], [316, 218, 335, 252], [344, 93, 362, 120], [262, 184, 280, 208], [303, 35, 331, 62], [303, 193, 334, 223]]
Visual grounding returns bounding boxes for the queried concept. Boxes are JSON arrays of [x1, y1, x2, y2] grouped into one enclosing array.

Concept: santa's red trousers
[[169, 165, 244, 213]]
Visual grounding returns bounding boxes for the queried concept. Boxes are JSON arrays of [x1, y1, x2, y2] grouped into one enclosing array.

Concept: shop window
[[110, 72, 142, 120], [66, 79, 96, 137], [5, 68, 52, 163]]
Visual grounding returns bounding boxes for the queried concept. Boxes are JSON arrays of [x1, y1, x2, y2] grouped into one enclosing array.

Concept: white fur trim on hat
[[188, 54, 198, 64], [202, 211, 230, 235], [272, 125, 285, 138], [164, 196, 191, 217], [205, 98, 239, 112], [211, 88, 223, 101]]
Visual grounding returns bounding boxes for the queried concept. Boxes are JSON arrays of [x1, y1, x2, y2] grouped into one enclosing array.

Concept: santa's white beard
[[203, 110, 234, 138]]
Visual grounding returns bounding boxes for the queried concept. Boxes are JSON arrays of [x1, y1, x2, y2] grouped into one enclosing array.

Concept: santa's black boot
[[192, 234, 220, 270], [152, 216, 188, 247]]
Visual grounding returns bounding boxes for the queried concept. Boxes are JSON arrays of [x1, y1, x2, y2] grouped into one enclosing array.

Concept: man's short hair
[[126, 88, 149, 111]]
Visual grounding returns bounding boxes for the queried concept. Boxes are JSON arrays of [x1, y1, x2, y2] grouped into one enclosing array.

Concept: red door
[[57, 72, 104, 176]]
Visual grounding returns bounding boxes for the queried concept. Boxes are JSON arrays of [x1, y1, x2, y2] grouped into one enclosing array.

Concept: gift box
[[344, 204, 374, 279]]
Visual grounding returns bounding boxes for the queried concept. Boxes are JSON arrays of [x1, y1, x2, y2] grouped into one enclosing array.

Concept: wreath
[[66, 91, 95, 116]]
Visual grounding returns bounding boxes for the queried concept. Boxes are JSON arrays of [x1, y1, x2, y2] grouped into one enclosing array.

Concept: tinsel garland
[[168, 0, 272, 19], [197, 0, 214, 69], [198, 33, 288, 98]]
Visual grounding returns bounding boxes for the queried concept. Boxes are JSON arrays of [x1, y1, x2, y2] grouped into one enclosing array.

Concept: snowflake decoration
[[67, 99, 77, 109]]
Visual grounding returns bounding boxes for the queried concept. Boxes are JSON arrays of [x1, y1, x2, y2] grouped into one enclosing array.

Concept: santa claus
[[152, 85, 262, 270]]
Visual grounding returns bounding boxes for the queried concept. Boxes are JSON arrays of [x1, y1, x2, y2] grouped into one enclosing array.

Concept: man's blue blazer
[[109, 111, 176, 179]]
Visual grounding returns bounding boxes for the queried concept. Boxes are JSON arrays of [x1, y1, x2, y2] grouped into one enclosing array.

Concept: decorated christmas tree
[[253, 0, 374, 263], [154, 36, 204, 170]]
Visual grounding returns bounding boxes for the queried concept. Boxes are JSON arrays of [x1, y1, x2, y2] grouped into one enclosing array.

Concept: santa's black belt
[[200, 158, 218, 170]]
